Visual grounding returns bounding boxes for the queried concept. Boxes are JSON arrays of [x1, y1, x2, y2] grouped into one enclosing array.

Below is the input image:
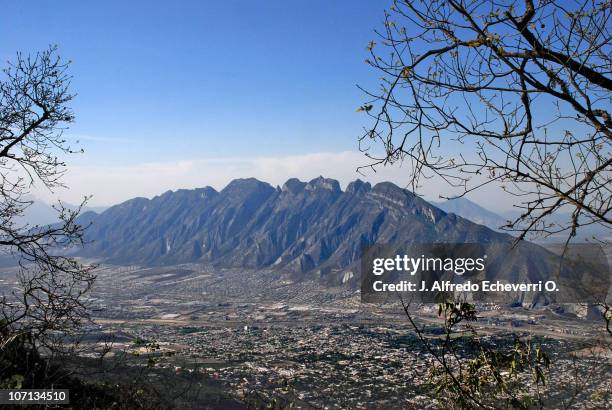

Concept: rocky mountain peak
[[221, 178, 275, 197], [305, 176, 341, 193], [346, 179, 371, 194], [281, 178, 307, 193]]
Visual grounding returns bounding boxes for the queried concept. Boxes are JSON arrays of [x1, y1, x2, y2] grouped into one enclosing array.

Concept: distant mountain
[[433, 197, 508, 231], [17, 197, 107, 227], [432, 197, 610, 243], [73, 177, 590, 301]]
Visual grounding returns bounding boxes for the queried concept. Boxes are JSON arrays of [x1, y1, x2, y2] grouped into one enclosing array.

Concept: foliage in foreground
[[405, 302, 552, 409]]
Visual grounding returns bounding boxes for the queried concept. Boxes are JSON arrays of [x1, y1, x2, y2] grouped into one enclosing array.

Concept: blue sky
[[1, 0, 520, 210], [1, 1, 388, 165]]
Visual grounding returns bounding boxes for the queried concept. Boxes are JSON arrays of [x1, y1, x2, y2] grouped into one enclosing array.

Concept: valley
[[3, 262, 607, 408]]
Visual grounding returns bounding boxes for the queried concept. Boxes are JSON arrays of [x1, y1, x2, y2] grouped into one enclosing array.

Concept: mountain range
[[76, 177, 500, 270], [72, 177, 596, 303]]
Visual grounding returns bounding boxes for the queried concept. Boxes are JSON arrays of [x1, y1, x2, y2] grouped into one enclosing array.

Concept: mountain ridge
[[76, 177, 538, 284], [72, 176, 612, 305]]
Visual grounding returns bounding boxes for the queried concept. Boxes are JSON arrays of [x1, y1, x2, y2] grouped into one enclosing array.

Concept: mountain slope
[[433, 197, 508, 231], [77, 178, 561, 286]]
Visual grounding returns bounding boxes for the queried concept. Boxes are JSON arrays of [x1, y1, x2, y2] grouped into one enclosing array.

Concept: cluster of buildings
[[72, 264, 611, 408]]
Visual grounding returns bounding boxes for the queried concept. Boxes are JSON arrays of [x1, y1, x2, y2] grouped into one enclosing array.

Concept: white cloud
[[30, 151, 516, 212]]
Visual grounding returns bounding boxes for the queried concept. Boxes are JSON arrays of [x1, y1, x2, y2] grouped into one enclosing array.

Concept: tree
[[359, 1, 612, 406], [0, 47, 94, 353], [359, 0, 610, 243]]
